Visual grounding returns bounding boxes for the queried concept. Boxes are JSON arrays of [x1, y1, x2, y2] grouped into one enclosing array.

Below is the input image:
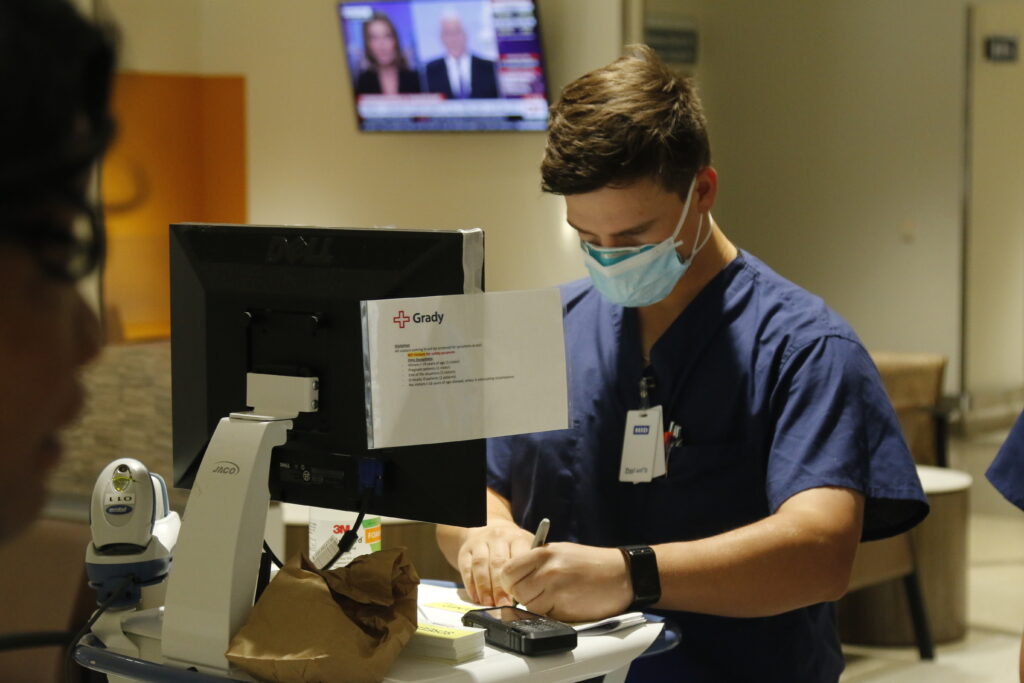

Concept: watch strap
[[619, 544, 661, 609]]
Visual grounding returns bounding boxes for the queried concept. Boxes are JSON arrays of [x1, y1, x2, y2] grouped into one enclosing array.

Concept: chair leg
[[903, 571, 935, 660], [934, 408, 949, 468]]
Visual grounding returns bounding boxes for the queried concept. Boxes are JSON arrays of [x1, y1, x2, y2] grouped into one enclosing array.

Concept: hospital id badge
[[620, 406, 665, 483]]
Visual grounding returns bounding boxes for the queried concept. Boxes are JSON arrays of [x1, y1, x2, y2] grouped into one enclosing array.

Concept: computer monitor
[[169, 223, 486, 527]]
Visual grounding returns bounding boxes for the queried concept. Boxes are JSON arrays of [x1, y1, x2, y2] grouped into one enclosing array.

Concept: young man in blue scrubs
[[438, 45, 928, 681], [986, 420, 1024, 679]]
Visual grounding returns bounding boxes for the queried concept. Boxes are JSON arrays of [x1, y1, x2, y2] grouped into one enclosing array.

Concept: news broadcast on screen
[[338, 0, 549, 131]]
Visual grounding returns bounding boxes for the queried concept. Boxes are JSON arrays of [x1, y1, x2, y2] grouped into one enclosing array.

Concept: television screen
[[338, 0, 549, 132]]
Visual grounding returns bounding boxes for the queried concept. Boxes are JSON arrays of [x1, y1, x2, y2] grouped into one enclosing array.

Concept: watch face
[[635, 574, 659, 598]]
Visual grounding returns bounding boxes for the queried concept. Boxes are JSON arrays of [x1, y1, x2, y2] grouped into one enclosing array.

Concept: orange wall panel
[[102, 72, 246, 342], [198, 78, 247, 224]]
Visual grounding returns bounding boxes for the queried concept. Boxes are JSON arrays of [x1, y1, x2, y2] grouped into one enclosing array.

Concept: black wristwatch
[[619, 545, 661, 609]]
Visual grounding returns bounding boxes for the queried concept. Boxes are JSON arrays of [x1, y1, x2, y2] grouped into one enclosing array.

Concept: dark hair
[[0, 0, 116, 210], [541, 44, 711, 198], [362, 12, 408, 70]]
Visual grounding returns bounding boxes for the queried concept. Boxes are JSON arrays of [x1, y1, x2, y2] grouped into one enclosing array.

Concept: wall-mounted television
[[338, 0, 549, 132]]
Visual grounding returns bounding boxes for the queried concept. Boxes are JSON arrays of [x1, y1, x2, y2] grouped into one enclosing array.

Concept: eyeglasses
[[0, 200, 106, 282]]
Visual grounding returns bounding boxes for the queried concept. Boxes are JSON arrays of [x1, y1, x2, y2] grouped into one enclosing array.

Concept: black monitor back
[[170, 223, 485, 526]]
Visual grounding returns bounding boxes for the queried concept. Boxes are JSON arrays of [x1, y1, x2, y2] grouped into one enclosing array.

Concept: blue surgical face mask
[[580, 178, 710, 307]]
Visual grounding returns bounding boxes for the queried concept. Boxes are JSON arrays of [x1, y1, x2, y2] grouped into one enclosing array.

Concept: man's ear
[[696, 166, 718, 213]]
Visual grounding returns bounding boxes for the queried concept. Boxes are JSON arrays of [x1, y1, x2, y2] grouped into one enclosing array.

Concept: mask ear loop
[[680, 212, 712, 265], [669, 175, 701, 249]]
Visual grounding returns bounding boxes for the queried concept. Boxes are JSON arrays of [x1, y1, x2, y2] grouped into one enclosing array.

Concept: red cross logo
[[393, 310, 411, 328]]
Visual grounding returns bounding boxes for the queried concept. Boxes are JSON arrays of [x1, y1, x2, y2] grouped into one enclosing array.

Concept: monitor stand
[[92, 373, 319, 678], [160, 414, 291, 675]]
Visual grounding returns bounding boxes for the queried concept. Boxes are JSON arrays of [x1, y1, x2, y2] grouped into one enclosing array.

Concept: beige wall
[[101, 0, 204, 73], [104, 0, 1024, 399], [678, 0, 968, 394], [103, 0, 625, 293], [966, 2, 1024, 402]]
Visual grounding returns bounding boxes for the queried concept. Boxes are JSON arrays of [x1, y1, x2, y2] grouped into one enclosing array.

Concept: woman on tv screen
[[355, 11, 421, 95]]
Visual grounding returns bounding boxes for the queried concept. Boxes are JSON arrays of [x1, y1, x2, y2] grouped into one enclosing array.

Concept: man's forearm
[[653, 487, 864, 617]]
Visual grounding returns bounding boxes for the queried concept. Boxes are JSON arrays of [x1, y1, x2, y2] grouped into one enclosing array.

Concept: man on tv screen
[[424, 13, 499, 99]]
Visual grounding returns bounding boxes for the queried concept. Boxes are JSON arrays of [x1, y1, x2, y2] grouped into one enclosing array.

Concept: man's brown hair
[[541, 44, 710, 198]]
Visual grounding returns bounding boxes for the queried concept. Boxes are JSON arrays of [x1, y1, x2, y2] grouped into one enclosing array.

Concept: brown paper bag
[[226, 547, 419, 682]]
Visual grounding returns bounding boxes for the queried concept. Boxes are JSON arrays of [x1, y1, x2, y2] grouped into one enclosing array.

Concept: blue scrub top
[[987, 412, 1024, 510], [487, 251, 928, 682]]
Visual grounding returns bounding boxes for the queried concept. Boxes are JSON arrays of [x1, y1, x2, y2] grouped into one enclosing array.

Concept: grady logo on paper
[[392, 310, 445, 328]]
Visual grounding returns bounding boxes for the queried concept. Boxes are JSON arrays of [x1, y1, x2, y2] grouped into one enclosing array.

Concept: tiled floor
[[840, 431, 1024, 682]]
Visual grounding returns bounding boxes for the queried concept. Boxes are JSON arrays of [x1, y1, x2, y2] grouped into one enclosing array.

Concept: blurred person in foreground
[[0, 0, 114, 542], [354, 11, 421, 96], [438, 45, 929, 681]]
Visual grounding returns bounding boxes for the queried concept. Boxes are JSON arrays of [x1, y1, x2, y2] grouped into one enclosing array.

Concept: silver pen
[[530, 518, 550, 549], [513, 518, 550, 608]]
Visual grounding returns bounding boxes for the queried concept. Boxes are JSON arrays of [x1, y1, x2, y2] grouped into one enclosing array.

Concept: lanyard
[[637, 372, 683, 452], [639, 375, 654, 410]]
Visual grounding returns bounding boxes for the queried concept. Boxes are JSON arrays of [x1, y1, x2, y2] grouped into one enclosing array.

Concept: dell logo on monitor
[[266, 236, 335, 265]]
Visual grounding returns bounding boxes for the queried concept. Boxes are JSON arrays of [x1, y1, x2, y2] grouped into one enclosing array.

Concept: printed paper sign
[[362, 289, 568, 448]]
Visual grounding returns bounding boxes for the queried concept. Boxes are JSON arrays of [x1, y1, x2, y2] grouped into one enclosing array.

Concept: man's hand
[[500, 542, 632, 622], [457, 520, 534, 606]]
